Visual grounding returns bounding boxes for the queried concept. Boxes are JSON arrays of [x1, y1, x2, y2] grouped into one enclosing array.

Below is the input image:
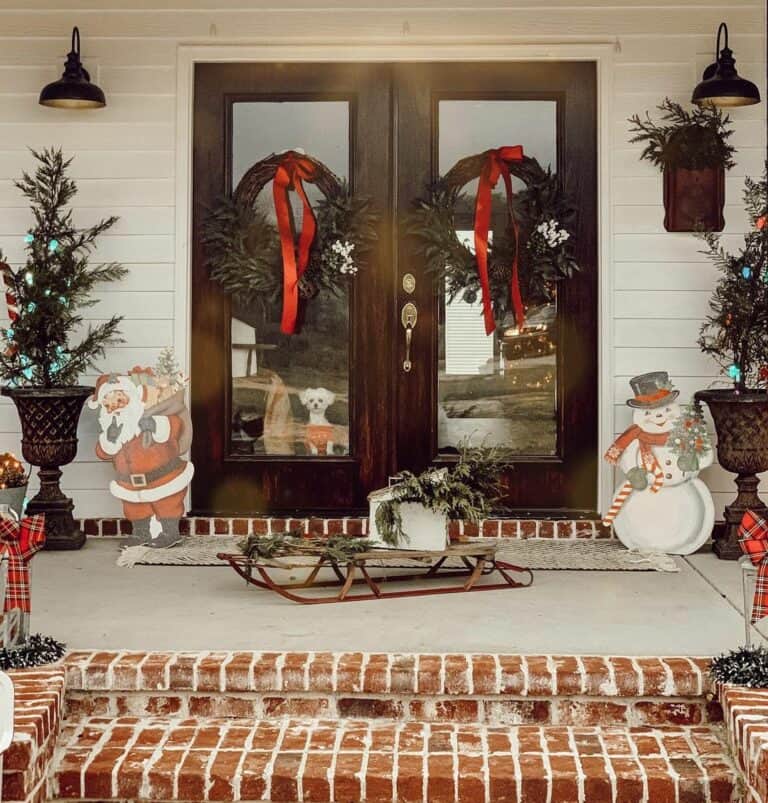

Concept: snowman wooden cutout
[[604, 372, 714, 555]]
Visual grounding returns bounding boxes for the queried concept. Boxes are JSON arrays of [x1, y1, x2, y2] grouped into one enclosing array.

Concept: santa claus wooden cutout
[[89, 355, 194, 549], [603, 371, 714, 555]]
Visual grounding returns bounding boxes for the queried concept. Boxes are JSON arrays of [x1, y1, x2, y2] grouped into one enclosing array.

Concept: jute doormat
[[116, 537, 680, 572]]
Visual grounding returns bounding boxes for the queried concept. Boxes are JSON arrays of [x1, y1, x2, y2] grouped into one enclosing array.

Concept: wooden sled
[[217, 541, 533, 604]]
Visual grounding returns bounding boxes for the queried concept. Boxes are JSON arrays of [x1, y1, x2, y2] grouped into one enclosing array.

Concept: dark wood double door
[[191, 62, 598, 517]]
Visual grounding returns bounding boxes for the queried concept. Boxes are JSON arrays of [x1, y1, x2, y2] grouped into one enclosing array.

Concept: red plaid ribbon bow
[[739, 510, 768, 624], [0, 515, 45, 613]]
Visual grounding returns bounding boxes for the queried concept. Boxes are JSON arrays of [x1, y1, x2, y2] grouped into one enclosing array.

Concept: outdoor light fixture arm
[[38, 26, 106, 109], [62, 28, 90, 82]]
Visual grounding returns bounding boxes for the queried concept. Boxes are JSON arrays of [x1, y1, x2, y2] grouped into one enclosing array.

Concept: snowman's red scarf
[[602, 425, 669, 527], [604, 425, 669, 466]]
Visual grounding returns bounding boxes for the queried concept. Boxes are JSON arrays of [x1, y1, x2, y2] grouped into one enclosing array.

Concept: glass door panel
[[228, 101, 351, 458], [437, 100, 559, 456]]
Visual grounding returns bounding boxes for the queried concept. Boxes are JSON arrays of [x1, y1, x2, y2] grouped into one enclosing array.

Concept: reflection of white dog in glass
[[300, 387, 336, 455]]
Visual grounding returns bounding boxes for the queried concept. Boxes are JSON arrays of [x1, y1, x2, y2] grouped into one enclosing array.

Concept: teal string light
[[727, 363, 742, 382], [47, 239, 59, 252], [24, 271, 33, 286], [742, 265, 753, 279], [26, 302, 36, 313], [23, 234, 33, 244]]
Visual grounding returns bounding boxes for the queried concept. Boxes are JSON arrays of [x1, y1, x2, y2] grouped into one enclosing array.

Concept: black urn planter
[[1, 385, 93, 550], [694, 389, 768, 560]]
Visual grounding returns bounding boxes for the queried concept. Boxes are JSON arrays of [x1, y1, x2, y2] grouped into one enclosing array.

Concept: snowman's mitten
[[626, 466, 649, 490], [677, 453, 699, 473]]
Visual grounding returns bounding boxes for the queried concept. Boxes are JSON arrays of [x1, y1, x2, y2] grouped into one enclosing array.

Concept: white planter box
[[368, 497, 449, 551]]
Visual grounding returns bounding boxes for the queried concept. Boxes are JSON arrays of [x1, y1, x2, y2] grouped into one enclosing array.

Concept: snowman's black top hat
[[627, 371, 680, 409]]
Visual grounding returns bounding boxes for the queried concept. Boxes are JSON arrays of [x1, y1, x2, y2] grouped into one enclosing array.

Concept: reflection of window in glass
[[229, 101, 351, 458], [437, 100, 558, 456]]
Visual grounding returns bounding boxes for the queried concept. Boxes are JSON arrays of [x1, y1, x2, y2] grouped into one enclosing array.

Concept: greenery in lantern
[[697, 170, 768, 391], [627, 98, 736, 171], [0, 149, 127, 388], [0, 453, 26, 490]]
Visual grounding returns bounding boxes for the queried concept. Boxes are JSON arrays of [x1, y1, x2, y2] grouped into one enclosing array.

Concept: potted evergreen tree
[[0, 149, 126, 550], [695, 170, 768, 559], [628, 99, 735, 232]]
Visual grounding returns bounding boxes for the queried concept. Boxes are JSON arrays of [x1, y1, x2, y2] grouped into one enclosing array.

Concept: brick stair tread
[[49, 716, 740, 802], [63, 651, 713, 699]]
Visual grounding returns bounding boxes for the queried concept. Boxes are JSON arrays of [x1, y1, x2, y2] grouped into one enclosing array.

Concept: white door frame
[[175, 41, 615, 514]]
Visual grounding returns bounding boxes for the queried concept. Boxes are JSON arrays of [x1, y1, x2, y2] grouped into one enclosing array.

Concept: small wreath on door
[[408, 148, 579, 333], [202, 150, 378, 334]]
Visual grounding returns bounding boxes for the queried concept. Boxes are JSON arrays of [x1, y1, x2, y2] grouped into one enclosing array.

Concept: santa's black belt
[[118, 459, 184, 489]]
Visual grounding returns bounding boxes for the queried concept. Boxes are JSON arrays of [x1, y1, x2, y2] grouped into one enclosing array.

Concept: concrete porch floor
[[31, 539, 768, 655]]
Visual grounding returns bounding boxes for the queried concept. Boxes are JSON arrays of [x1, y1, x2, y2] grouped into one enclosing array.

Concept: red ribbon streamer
[[473, 146, 525, 336], [0, 514, 45, 614], [273, 153, 318, 335]]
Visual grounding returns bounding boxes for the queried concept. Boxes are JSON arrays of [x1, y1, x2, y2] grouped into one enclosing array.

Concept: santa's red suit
[[91, 375, 193, 523]]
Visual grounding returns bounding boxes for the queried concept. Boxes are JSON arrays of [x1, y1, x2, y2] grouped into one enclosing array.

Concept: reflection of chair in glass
[[231, 318, 295, 454], [231, 318, 277, 378]]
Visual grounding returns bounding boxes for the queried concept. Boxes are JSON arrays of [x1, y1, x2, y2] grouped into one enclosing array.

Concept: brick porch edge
[[76, 517, 614, 539], [5, 653, 762, 803], [720, 685, 768, 803]]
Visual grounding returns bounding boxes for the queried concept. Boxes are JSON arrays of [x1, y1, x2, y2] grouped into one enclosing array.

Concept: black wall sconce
[[39, 27, 106, 109], [692, 22, 761, 107]]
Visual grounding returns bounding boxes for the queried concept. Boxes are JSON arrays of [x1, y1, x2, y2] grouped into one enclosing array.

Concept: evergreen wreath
[[202, 151, 378, 312], [408, 153, 579, 325], [374, 444, 509, 547]]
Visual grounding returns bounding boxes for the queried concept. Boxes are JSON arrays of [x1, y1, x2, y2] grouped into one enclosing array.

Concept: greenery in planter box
[[240, 532, 379, 562], [374, 444, 509, 546], [697, 170, 768, 391], [0, 149, 127, 388], [627, 98, 735, 171]]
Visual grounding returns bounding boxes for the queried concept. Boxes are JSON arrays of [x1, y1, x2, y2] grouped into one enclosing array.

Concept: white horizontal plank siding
[[0, 1, 763, 520]]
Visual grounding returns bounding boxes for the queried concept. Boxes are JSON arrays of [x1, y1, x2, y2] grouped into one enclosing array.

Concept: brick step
[[49, 716, 740, 803], [62, 652, 722, 728], [79, 515, 614, 540]]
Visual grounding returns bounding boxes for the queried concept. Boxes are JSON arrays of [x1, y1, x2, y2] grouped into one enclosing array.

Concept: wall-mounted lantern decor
[[692, 23, 761, 108], [39, 27, 106, 109], [628, 99, 735, 232]]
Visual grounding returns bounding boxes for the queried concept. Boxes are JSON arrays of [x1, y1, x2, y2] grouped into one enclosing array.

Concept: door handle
[[401, 302, 417, 373]]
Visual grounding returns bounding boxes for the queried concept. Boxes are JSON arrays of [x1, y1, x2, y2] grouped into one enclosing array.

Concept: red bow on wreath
[[0, 514, 45, 614], [739, 510, 768, 623], [474, 146, 525, 336], [273, 152, 318, 335]]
